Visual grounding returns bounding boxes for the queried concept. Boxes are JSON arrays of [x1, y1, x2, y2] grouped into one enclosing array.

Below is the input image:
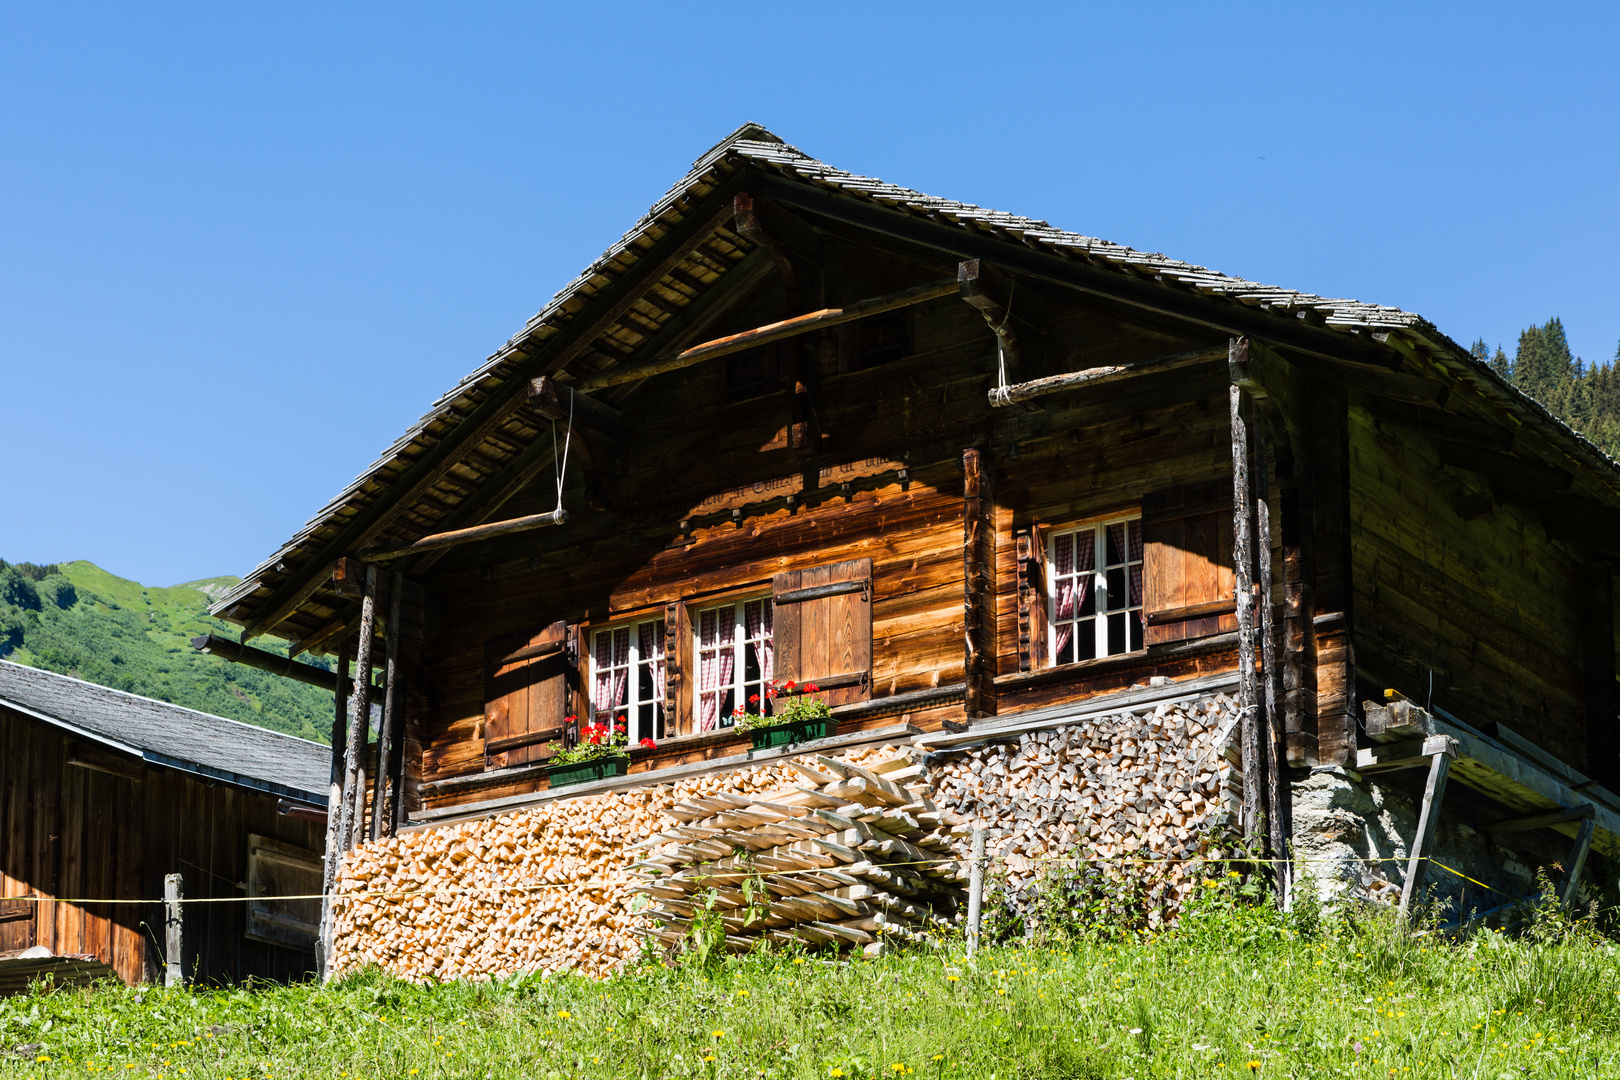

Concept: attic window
[[837, 310, 909, 372], [723, 342, 784, 401]]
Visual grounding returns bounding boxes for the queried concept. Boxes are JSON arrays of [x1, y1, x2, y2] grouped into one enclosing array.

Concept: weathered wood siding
[[0, 705, 324, 985], [1347, 402, 1590, 767], [408, 262, 1250, 809]]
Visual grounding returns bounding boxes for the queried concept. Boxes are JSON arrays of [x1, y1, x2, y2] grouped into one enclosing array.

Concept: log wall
[[1346, 403, 1590, 767]]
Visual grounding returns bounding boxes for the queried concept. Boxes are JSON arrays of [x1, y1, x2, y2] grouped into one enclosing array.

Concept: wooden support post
[[1558, 816, 1596, 908], [734, 193, 803, 312], [1309, 379, 1356, 766], [317, 638, 351, 978], [370, 571, 404, 843], [965, 828, 985, 959], [1398, 749, 1453, 918], [338, 566, 378, 853], [1255, 443, 1288, 891], [1230, 340, 1262, 841], [962, 448, 995, 719], [163, 873, 184, 988]]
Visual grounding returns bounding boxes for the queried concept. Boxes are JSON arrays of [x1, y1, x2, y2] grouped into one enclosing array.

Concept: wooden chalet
[[0, 661, 329, 986], [205, 124, 1619, 921]]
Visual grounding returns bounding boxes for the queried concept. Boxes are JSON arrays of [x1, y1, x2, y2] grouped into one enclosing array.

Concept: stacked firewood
[[327, 747, 917, 980], [927, 694, 1242, 922], [629, 751, 965, 957]]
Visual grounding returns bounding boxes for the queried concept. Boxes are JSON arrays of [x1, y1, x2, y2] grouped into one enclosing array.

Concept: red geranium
[[639, 737, 657, 749]]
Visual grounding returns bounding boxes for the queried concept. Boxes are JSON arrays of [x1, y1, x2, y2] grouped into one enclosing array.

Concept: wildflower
[[946, 975, 959, 982], [703, 1055, 716, 1063], [712, 1030, 725, 1038], [932, 1054, 944, 1061], [830, 1071, 845, 1078], [1247, 1063, 1262, 1072], [557, 1010, 571, 1018], [737, 989, 749, 996], [793, 957, 805, 964]]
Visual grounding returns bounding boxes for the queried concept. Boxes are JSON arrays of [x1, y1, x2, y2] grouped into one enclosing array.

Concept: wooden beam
[[990, 345, 1226, 408], [570, 278, 958, 391], [753, 172, 1407, 370], [190, 633, 382, 701], [1437, 444, 1573, 492], [363, 509, 567, 562], [528, 376, 621, 432], [1398, 748, 1454, 917], [958, 260, 1022, 377], [1356, 734, 1457, 775], [734, 193, 802, 311], [608, 247, 776, 376], [237, 177, 747, 640], [962, 447, 995, 719], [1558, 816, 1596, 907], [406, 432, 562, 576], [290, 613, 354, 659], [1486, 803, 1594, 835]]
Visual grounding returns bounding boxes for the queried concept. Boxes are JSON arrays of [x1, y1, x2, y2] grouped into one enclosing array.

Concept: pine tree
[[1491, 346, 1511, 379]]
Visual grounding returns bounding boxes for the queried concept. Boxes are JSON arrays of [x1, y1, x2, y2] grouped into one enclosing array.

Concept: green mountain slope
[[0, 559, 334, 743]]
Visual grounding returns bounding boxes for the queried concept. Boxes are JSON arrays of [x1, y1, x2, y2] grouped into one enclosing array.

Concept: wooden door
[[1142, 482, 1239, 646], [773, 558, 874, 707]]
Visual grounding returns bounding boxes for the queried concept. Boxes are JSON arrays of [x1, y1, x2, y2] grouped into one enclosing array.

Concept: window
[[695, 597, 774, 731], [723, 341, 785, 401], [837, 310, 909, 371], [1049, 517, 1144, 664], [591, 618, 666, 743], [246, 835, 322, 952]]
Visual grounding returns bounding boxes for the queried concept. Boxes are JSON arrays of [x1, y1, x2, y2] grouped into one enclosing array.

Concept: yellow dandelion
[[557, 1010, 571, 1018], [712, 1030, 725, 1038], [946, 975, 959, 983]]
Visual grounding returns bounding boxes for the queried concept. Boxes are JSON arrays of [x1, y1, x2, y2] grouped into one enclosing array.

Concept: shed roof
[[211, 123, 1620, 646], [0, 660, 329, 804]]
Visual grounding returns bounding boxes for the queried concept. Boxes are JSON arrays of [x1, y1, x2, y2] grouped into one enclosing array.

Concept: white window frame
[[693, 595, 775, 731], [1047, 515, 1144, 665], [589, 617, 665, 744]]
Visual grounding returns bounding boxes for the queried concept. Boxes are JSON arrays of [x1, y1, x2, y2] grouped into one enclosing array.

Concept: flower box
[[545, 755, 629, 789], [747, 716, 837, 750]]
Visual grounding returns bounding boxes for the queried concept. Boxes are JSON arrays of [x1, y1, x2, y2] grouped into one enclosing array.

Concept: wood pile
[[327, 747, 911, 980], [926, 693, 1243, 923], [629, 750, 965, 957]]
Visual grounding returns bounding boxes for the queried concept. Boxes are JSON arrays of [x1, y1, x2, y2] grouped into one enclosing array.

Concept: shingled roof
[[211, 123, 1620, 647], [0, 660, 329, 803]]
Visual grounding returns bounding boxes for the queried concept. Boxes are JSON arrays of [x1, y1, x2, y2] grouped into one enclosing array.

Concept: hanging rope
[[989, 280, 1017, 407], [550, 394, 575, 514]]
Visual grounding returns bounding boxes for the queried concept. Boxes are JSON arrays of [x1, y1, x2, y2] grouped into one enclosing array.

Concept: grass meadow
[[3, 886, 1617, 1079]]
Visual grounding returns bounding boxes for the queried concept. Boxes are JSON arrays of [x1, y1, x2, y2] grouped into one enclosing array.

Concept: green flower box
[[748, 716, 837, 750], [545, 755, 629, 789]]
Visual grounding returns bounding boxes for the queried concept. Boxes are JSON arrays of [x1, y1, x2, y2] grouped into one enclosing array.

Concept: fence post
[[965, 828, 985, 959], [163, 873, 184, 988]]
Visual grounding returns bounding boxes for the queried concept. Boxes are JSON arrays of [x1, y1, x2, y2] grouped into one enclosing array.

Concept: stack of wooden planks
[[927, 694, 1243, 923], [629, 750, 966, 957]]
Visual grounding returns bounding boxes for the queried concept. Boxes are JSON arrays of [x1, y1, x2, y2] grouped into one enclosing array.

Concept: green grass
[[0, 559, 334, 743], [4, 903, 1617, 1080]]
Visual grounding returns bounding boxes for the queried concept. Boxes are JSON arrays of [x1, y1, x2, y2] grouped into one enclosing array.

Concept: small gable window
[[837, 310, 909, 372]]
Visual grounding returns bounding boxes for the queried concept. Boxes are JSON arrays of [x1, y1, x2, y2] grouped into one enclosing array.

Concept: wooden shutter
[[663, 601, 694, 738], [773, 558, 874, 707], [1142, 482, 1238, 646], [483, 620, 578, 769], [1015, 526, 1048, 672]]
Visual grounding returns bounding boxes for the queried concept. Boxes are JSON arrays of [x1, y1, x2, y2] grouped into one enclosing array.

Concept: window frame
[[588, 616, 666, 744], [692, 594, 776, 732], [1046, 514, 1145, 666]]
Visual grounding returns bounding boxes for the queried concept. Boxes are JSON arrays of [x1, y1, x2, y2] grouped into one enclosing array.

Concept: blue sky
[[3, 2, 1617, 587]]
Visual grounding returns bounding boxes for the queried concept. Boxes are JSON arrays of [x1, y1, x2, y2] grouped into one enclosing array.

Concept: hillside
[[0, 559, 333, 743]]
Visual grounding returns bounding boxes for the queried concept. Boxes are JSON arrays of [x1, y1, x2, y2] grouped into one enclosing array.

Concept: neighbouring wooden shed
[[0, 660, 330, 986]]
